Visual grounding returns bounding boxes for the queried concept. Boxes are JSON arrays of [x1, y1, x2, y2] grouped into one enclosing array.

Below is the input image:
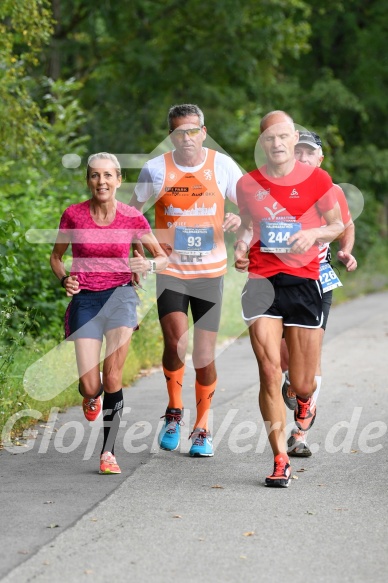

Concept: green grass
[[331, 242, 388, 305]]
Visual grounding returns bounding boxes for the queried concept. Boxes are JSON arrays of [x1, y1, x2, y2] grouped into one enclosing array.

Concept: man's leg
[[186, 277, 223, 457], [248, 317, 285, 455], [192, 327, 217, 431], [157, 311, 188, 451], [249, 316, 292, 487], [160, 311, 188, 409], [285, 326, 321, 433], [284, 326, 323, 456]]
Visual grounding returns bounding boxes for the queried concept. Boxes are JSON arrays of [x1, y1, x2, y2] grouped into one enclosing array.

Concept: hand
[[234, 245, 249, 272], [223, 213, 241, 233], [287, 230, 316, 254], [234, 256, 249, 272], [337, 250, 357, 272], [132, 242, 148, 280], [64, 275, 80, 297], [129, 250, 152, 275]]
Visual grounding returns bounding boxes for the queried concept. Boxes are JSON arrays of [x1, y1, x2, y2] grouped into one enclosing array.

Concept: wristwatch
[[148, 260, 157, 273]]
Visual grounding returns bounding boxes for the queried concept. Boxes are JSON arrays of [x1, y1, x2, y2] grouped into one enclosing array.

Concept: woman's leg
[[100, 327, 133, 459]]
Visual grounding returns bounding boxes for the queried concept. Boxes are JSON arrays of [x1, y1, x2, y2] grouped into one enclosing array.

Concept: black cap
[[297, 130, 322, 149]]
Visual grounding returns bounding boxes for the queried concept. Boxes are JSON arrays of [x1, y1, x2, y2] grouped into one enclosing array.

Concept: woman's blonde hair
[[86, 152, 121, 179]]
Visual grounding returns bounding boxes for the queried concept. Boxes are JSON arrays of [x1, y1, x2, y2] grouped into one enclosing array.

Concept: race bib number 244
[[260, 221, 301, 253]]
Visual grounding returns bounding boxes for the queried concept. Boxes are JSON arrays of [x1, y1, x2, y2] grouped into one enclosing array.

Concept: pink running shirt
[[59, 200, 151, 291]]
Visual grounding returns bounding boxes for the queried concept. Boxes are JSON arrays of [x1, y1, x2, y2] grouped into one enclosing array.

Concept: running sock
[[312, 375, 322, 405], [101, 389, 123, 455], [163, 365, 185, 410], [194, 380, 217, 431]]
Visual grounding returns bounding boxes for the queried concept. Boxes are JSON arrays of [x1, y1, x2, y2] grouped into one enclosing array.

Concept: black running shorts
[[156, 274, 223, 332], [241, 273, 323, 328]]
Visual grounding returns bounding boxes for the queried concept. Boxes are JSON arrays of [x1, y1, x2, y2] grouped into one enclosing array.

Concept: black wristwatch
[[60, 275, 70, 288]]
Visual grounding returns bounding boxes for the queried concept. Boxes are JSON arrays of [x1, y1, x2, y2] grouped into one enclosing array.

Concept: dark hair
[[167, 104, 205, 130]]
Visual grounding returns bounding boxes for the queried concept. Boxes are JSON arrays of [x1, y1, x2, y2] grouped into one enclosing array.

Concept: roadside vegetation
[[1, 0, 388, 443]]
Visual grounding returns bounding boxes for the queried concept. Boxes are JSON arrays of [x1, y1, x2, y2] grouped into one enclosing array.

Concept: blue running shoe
[[189, 428, 214, 457], [158, 408, 184, 451]]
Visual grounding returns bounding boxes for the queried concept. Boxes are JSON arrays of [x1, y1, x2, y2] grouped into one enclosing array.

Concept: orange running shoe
[[99, 452, 121, 475], [265, 454, 291, 488], [294, 396, 316, 432], [82, 396, 102, 422]]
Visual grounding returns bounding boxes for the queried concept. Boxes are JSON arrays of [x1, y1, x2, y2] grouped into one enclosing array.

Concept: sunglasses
[[170, 127, 203, 138]]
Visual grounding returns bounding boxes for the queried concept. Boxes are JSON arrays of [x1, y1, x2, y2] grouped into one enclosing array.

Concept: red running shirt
[[236, 161, 338, 279]]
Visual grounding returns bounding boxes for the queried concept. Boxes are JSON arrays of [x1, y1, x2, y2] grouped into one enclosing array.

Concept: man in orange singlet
[[131, 104, 242, 456]]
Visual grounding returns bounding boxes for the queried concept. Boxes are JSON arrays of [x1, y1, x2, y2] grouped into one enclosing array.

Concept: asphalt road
[[1, 291, 387, 582]]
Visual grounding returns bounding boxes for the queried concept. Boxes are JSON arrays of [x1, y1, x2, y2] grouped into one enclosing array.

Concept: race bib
[[260, 221, 301, 253], [174, 226, 214, 256], [319, 262, 342, 292]]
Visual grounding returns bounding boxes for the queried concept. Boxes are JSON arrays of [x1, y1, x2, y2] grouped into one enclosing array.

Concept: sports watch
[[148, 260, 157, 273]]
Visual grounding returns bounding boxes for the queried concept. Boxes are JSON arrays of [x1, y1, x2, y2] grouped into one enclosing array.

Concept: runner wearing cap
[[282, 130, 357, 457]]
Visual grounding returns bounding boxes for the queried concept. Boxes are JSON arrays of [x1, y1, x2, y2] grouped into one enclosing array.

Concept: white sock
[[312, 375, 322, 405]]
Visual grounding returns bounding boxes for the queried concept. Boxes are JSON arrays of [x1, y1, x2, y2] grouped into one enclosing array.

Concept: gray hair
[[86, 152, 121, 179], [167, 104, 205, 130]]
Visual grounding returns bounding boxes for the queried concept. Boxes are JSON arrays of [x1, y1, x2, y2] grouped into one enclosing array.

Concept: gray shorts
[[321, 289, 333, 330], [65, 284, 140, 341]]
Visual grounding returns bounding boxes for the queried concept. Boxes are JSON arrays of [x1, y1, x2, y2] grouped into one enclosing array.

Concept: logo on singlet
[[203, 169, 213, 180], [255, 188, 270, 201], [264, 202, 287, 220], [290, 189, 299, 198]]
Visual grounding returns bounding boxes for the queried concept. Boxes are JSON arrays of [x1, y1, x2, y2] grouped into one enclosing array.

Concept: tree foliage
[[0, 0, 54, 158], [1, 0, 387, 339]]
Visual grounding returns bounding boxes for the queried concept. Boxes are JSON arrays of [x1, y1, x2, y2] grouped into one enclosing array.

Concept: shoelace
[[85, 398, 98, 411], [189, 430, 207, 445], [160, 412, 183, 434], [272, 459, 289, 477], [297, 399, 312, 418]]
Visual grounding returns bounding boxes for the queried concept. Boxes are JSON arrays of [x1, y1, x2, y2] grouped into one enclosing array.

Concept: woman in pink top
[[50, 152, 167, 475]]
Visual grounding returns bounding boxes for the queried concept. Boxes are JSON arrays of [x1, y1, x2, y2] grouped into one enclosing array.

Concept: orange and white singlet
[[134, 148, 242, 279]]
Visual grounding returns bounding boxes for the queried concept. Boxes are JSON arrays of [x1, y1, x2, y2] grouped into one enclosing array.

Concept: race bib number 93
[[174, 226, 214, 256]]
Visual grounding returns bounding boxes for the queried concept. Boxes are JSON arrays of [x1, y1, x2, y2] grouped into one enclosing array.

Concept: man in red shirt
[[234, 111, 344, 487]]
